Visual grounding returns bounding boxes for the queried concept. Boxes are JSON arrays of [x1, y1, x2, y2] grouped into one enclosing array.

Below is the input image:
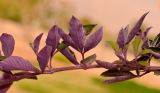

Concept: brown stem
[[1, 64, 160, 88], [43, 64, 102, 74]]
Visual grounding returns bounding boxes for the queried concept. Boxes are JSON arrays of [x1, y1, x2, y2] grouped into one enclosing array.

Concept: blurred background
[[1, 0, 160, 93]]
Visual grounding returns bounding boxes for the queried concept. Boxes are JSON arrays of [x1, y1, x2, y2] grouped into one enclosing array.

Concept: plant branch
[[43, 64, 102, 74]]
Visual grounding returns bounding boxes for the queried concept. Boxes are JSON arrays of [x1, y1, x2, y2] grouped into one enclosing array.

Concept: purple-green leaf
[[101, 70, 134, 77], [58, 28, 77, 49], [83, 24, 97, 35], [117, 26, 128, 49], [126, 12, 148, 44], [81, 54, 96, 65], [104, 75, 136, 84], [32, 33, 43, 55], [0, 56, 38, 72], [117, 28, 125, 49], [69, 16, 86, 52], [60, 47, 79, 65], [14, 72, 37, 80], [84, 27, 103, 52], [37, 45, 52, 72], [0, 33, 15, 57]]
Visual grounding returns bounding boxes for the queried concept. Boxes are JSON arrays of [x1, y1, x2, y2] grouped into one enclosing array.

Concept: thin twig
[[43, 64, 102, 74]]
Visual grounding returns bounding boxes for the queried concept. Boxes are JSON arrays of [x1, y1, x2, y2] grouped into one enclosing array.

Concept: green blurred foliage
[[93, 78, 160, 93], [0, 0, 39, 22], [54, 54, 71, 65], [13, 72, 160, 93], [0, 0, 72, 29]]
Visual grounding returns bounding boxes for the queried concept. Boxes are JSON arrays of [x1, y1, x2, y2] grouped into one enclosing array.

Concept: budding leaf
[[83, 24, 97, 35], [81, 54, 96, 65], [0, 33, 15, 57], [0, 56, 38, 72]]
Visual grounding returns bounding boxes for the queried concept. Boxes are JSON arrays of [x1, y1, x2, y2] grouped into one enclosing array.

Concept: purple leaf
[[0, 56, 38, 72], [69, 16, 86, 52], [117, 28, 125, 49], [96, 60, 117, 70], [117, 26, 128, 49], [37, 45, 52, 72], [104, 75, 136, 84], [14, 72, 37, 80], [58, 28, 77, 49], [151, 52, 160, 59], [142, 39, 150, 49], [0, 50, 2, 56], [0, 33, 15, 57], [32, 33, 43, 55], [141, 27, 152, 41], [84, 27, 103, 52], [126, 12, 148, 44], [123, 26, 129, 42], [60, 47, 79, 65], [46, 25, 60, 52], [81, 54, 96, 65], [101, 70, 134, 77]]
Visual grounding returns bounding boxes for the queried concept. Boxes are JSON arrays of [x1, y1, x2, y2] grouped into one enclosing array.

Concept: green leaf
[[154, 70, 160, 75], [81, 54, 96, 65], [132, 36, 141, 56], [0, 56, 6, 61], [139, 61, 149, 66], [106, 41, 119, 52], [83, 24, 97, 35], [68, 48, 76, 59], [101, 70, 134, 77], [57, 42, 67, 51], [148, 47, 160, 53], [140, 49, 151, 55], [29, 43, 33, 49], [153, 33, 160, 46]]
